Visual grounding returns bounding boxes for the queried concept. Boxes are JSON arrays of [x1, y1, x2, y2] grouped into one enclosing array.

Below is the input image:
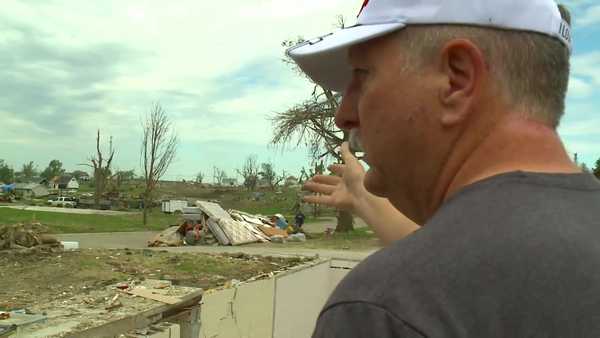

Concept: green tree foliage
[[593, 158, 600, 179], [260, 162, 285, 190], [41, 160, 65, 180], [71, 170, 89, 180], [0, 160, 15, 183], [196, 171, 204, 183], [260, 162, 277, 189]]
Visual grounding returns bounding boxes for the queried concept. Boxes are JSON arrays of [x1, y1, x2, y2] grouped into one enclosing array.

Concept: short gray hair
[[398, 4, 571, 128]]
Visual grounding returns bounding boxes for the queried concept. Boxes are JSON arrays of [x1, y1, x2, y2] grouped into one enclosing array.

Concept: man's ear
[[437, 39, 486, 126]]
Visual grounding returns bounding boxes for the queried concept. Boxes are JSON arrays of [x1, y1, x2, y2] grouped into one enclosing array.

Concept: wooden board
[[127, 288, 181, 305]]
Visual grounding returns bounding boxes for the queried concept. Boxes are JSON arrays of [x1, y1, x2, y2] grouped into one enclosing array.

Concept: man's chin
[[363, 169, 388, 198]]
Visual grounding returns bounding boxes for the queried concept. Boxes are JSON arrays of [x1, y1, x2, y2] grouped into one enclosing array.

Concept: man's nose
[[335, 86, 360, 131]]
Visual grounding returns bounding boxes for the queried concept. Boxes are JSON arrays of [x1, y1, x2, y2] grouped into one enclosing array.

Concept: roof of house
[[58, 176, 75, 185], [15, 183, 42, 190]]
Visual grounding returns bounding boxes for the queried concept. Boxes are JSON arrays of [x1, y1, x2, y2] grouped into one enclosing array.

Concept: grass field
[[0, 208, 178, 233], [250, 227, 381, 251], [75, 181, 337, 221]]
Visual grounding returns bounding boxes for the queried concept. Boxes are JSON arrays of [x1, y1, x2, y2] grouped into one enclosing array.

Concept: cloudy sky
[[0, 0, 599, 182]]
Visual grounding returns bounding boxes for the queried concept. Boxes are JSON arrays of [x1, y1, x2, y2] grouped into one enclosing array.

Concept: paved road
[[56, 231, 157, 249], [55, 231, 377, 261], [0, 205, 137, 216]]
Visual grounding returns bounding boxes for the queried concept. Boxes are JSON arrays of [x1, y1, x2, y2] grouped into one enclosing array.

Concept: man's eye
[[352, 69, 369, 81], [353, 68, 368, 76]]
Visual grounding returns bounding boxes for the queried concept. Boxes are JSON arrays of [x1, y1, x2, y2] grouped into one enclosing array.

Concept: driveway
[[0, 205, 137, 216]]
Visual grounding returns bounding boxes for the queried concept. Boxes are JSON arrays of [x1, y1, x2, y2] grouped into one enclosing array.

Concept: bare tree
[[80, 130, 115, 209], [140, 103, 178, 226], [212, 166, 227, 185], [237, 155, 260, 191]]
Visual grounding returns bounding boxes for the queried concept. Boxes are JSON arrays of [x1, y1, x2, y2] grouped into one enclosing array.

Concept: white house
[[58, 176, 79, 191]]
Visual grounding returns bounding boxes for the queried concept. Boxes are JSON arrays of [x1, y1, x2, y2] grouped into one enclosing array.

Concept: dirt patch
[[0, 248, 310, 311]]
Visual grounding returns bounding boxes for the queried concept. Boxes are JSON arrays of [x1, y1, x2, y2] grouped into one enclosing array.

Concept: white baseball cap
[[287, 0, 572, 93]]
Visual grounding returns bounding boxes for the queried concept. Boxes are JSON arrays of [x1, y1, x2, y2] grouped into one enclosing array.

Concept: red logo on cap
[[357, 0, 370, 17]]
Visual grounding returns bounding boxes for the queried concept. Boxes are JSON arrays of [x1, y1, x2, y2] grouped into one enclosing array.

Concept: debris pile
[[148, 201, 295, 247], [0, 223, 62, 252]]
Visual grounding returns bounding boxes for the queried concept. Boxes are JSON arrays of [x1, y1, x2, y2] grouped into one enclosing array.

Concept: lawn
[[0, 208, 178, 234], [249, 227, 381, 251]]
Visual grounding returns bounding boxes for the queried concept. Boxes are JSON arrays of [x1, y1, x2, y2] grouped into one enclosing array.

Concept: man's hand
[[303, 142, 420, 245], [302, 142, 367, 213]]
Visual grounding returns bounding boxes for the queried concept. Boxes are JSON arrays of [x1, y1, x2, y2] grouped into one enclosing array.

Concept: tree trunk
[[142, 192, 149, 226], [143, 205, 148, 226], [335, 209, 354, 232], [94, 169, 101, 209]]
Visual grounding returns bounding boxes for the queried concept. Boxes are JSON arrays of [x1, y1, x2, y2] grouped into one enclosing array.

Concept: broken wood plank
[[127, 288, 181, 305], [69, 289, 203, 338]]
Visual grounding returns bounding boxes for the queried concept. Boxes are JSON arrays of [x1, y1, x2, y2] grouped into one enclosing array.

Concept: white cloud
[[0, 0, 361, 179], [576, 4, 600, 27], [571, 51, 600, 86], [560, 117, 600, 137], [567, 76, 594, 98]]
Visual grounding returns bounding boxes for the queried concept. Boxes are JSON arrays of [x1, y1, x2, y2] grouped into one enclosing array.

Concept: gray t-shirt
[[313, 172, 600, 337]]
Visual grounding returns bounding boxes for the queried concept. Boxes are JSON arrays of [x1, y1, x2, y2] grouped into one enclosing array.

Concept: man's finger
[[303, 181, 336, 195], [328, 164, 346, 177], [310, 174, 341, 185], [340, 142, 360, 166], [302, 194, 335, 207]]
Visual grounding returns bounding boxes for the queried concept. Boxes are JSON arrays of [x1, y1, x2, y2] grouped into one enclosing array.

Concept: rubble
[[0, 223, 62, 252], [148, 200, 301, 247], [1, 248, 310, 337], [270, 235, 286, 244], [147, 226, 183, 247], [288, 233, 307, 242]]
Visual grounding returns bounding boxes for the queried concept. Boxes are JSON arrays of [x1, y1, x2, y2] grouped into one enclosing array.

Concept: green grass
[[0, 208, 178, 234], [77, 181, 337, 221], [250, 227, 382, 251]]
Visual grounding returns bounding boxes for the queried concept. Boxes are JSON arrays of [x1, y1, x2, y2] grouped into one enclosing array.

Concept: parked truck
[[47, 196, 78, 208]]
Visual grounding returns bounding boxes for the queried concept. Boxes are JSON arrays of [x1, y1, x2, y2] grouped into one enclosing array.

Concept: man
[[294, 209, 306, 230], [288, 0, 600, 337]]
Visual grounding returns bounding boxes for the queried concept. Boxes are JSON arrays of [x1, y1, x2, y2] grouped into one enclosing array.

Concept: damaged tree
[[81, 130, 115, 210], [237, 155, 259, 191], [140, 103, 178, 226], [213, 166, 227, 186], [270, 28, 355, 232], [259, 162, 285, 191]]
